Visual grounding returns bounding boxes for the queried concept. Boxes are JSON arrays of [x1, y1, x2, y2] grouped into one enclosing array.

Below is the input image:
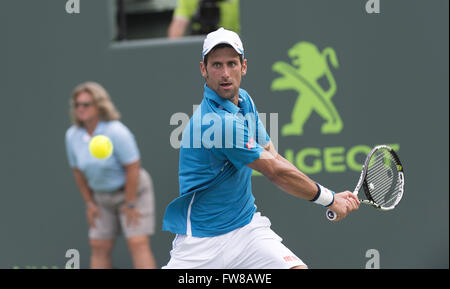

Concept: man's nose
[[222, 66, 230, 78]]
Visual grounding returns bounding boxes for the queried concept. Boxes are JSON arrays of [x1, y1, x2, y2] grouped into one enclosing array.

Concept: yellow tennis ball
[[89, 135, 113, 159]]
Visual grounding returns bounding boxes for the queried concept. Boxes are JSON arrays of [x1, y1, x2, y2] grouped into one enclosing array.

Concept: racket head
[[361, 145, 405, 210]]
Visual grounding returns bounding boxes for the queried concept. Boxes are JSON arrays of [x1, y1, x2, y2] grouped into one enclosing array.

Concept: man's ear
[[200, 62, 208, 78], [241, 59, 248, 76]]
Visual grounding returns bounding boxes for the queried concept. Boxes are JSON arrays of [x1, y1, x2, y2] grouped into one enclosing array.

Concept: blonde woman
[[65, 82, 157, 269]]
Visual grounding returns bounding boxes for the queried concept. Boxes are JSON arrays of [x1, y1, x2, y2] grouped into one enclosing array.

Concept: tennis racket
[[326, 145, 405, 221]]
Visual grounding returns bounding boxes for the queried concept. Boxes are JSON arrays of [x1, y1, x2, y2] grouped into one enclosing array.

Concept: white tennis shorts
[[162, 212, 306, 269]]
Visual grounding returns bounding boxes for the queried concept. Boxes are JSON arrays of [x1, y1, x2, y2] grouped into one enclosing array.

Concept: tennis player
[[162, 28, 359, 269]]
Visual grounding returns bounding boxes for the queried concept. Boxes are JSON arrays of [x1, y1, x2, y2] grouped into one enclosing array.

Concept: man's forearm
[[269, 158, 318, 201], [168, 17, 189, 38], [263, 142, 319, 200]]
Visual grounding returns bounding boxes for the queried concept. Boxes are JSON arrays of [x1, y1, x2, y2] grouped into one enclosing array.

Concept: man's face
[[200, 46, 247, 104]]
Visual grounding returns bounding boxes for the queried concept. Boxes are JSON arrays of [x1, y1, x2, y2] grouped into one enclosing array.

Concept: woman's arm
[[72, 168, 100, 227], [72, 168, 95, 205], [123, 160, 140, 205], [122, 160, 142, 227]]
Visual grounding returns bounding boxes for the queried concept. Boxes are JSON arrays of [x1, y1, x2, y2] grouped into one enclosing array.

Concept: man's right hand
[[328, 191, 360, 221], [86, 202, 101, 228]]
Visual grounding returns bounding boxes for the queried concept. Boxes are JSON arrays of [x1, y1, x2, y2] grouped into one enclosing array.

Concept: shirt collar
[[82, 120, 106, 136], [95, 120, 106, 134], [203, 84, 241, 114]]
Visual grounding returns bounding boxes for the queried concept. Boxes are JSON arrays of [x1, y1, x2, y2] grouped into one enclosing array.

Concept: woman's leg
[[89, 239, 115, 269], [126, 235, 157, 269]]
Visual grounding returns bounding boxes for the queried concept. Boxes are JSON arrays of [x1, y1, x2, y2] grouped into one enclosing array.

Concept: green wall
[[0, 0, 448, 268]]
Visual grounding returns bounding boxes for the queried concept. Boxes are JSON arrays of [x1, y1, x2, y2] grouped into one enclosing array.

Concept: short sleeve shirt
[[162, 85, 270, 237], [65, 120, 140, 193]]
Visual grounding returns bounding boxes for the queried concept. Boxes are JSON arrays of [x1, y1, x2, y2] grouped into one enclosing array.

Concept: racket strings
[[365, 150, 402, 208]]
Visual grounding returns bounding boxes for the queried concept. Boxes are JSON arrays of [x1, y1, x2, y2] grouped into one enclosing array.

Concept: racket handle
[[326, 209, 337, 221]]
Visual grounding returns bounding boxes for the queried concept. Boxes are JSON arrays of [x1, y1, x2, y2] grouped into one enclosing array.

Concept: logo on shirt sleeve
[[246, 137, 255, 149]]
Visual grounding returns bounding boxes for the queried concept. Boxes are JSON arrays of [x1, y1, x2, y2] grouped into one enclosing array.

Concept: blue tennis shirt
[[65, 120, 140, 193], [163, 85, 270, 237]]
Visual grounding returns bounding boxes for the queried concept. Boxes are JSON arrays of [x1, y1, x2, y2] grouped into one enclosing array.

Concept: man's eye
[[213, 63, 221, 68]]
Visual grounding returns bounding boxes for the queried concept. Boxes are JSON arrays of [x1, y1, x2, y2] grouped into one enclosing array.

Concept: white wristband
[[311, 183, 335, 207]]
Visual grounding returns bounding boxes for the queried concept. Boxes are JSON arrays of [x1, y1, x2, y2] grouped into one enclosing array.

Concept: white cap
[[202, 27, 244, 60]]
